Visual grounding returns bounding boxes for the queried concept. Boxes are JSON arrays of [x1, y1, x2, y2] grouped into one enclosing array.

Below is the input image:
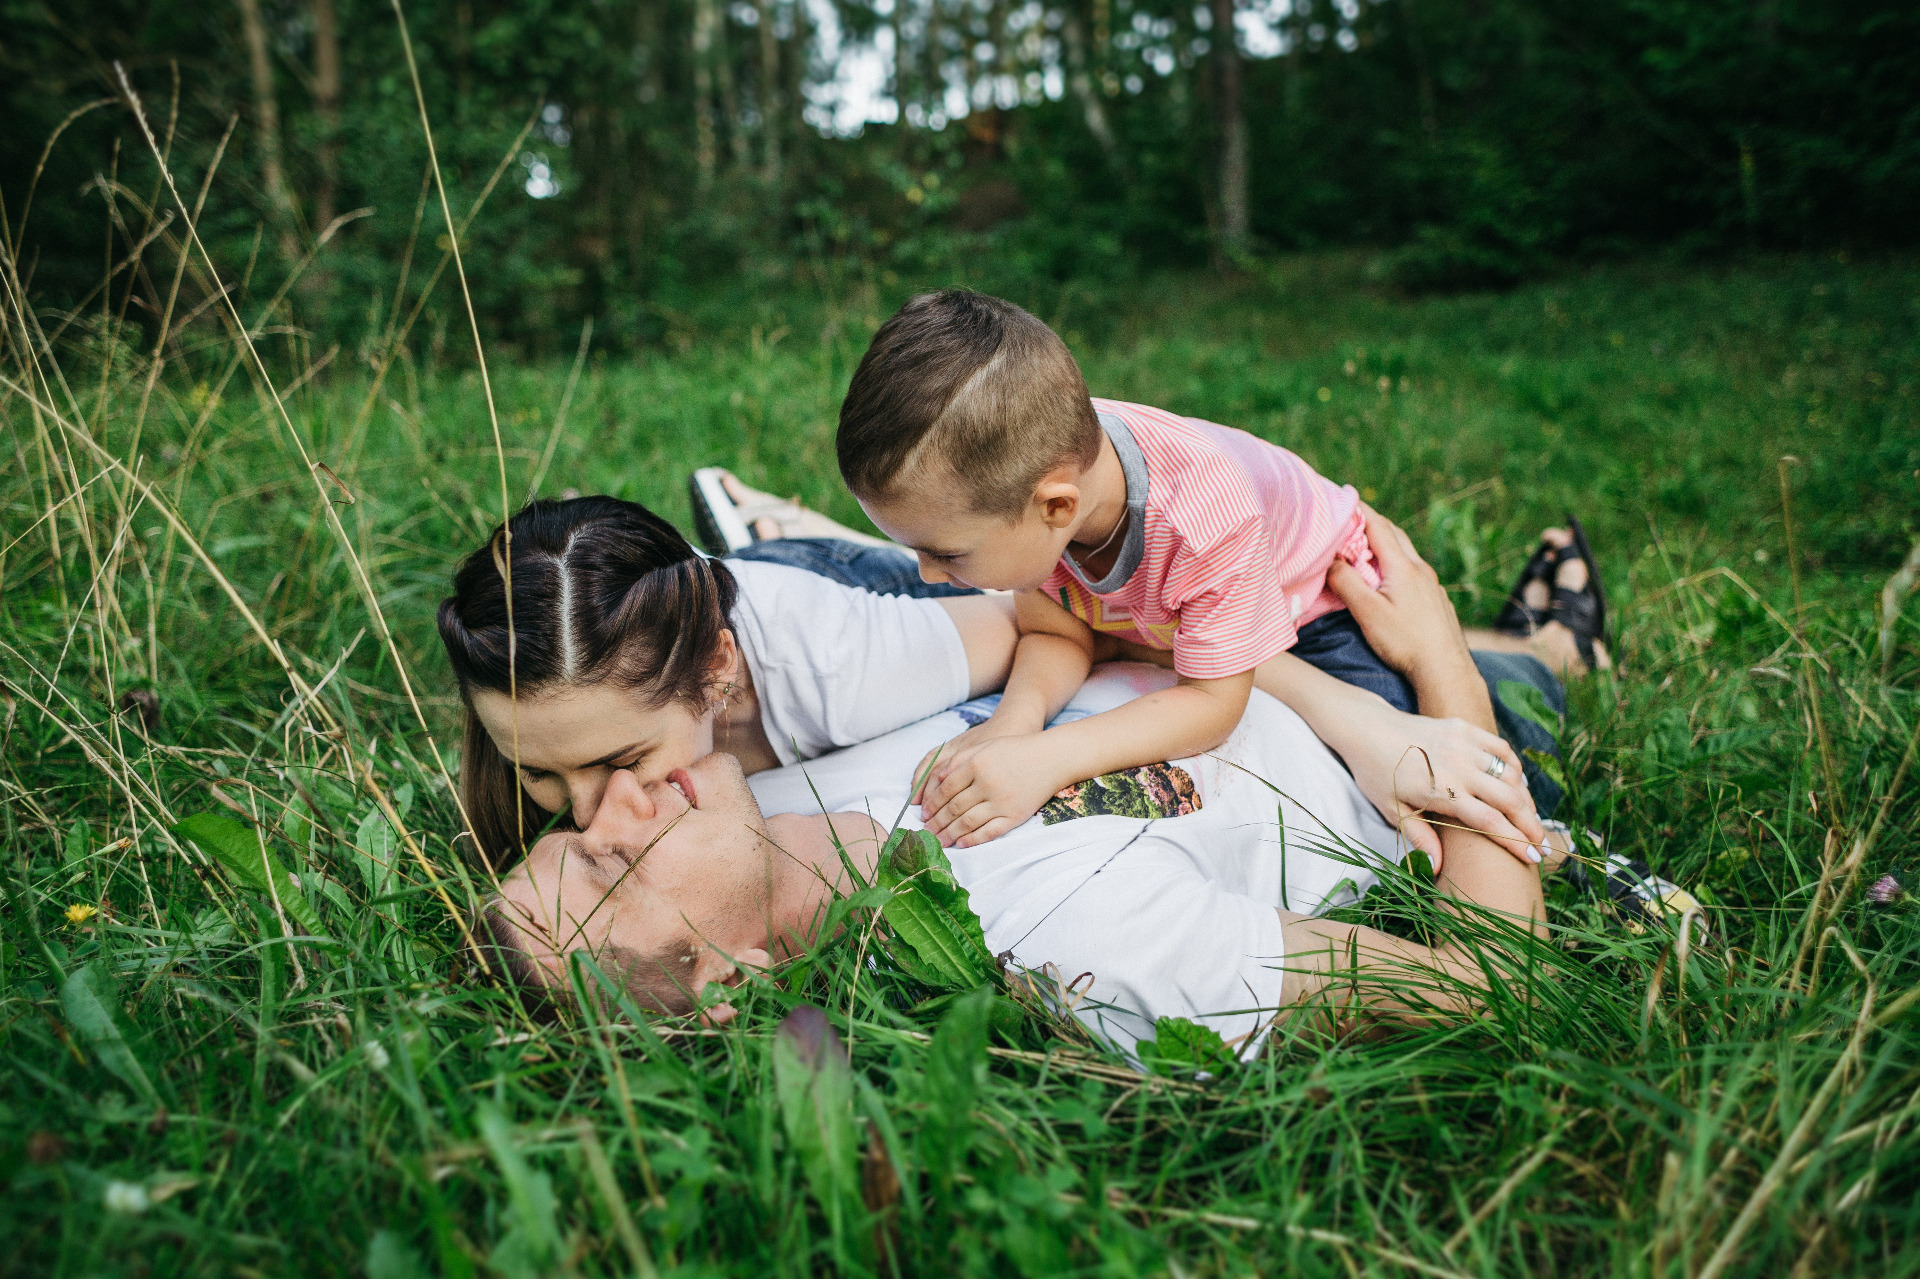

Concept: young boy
[[836, 289, 1445, 849]]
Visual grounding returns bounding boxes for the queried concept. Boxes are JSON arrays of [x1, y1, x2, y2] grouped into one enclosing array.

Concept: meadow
[[3, 247, 1918, 1277]]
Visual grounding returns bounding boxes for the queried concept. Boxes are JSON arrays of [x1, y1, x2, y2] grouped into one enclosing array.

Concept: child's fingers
[[922, 749, 986, 812], [952, 814, 1020, 848], [923, 778, 986, 842]]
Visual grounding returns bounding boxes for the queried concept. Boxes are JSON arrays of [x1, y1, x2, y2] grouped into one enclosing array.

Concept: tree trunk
[[1062, 3, 1118, 161], [714, 6, 749, 168], [756, 0, 782, 184], [1209, 0, 1248, 258], [311, 0, 341, 236], [692, 0, 718, 190], [234, 0, 302, 258]]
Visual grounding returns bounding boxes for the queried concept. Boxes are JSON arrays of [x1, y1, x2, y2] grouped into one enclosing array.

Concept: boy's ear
[[1034, 473, 1081, 530]]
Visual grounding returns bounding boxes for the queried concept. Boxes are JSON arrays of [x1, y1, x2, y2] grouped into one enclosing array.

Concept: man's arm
[[1326, 507, 1544, 925], [911, 591, 1091, 804]]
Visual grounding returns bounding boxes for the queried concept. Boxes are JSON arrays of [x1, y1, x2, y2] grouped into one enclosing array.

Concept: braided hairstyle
[[437, 496, 738, 868]]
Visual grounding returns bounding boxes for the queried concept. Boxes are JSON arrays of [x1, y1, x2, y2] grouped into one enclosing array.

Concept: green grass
[[3, 250, 1919, 1277]]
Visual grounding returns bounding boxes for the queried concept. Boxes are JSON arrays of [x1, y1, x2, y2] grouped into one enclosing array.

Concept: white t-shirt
[[749, 663, 1407, 1061], [726, 559, 971, 768]]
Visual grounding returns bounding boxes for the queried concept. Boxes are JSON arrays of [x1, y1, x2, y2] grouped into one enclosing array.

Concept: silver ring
[[1484, 756, 1508, 780]]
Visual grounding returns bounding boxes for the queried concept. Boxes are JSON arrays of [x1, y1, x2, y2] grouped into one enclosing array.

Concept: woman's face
[[470, 630, 743, 828]]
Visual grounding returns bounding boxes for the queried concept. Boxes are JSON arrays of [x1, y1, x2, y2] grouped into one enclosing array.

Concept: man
[[488, 511, 1547, 1059]]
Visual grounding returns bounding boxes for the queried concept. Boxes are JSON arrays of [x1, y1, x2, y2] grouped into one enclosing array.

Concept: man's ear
[[1033, 470, 1082, 531]]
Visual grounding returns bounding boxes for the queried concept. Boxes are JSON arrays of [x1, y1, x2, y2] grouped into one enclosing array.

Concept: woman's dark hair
[[437, 496, 738, 869]]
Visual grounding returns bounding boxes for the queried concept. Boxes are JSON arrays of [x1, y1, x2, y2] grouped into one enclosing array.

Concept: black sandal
[[1495, 536, 1561, 636], [1549, 513, 1608, 669]]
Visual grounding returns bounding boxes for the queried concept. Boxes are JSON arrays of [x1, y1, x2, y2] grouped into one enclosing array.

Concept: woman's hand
[[1331, 694, 1545, 869]]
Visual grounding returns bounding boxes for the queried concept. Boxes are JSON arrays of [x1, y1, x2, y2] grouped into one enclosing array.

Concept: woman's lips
[[667, 768, 698, 807]]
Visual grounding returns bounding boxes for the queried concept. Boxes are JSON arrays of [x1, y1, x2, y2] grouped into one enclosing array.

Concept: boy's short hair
[[837, 289, 1102, 519]]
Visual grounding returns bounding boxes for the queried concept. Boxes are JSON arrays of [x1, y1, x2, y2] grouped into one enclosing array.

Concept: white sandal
[[688, 468, 892, 554]]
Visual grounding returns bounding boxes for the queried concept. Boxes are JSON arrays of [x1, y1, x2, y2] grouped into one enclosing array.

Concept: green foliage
[[1498, 678, 1563, 740], [59, 963, 159, 1107], [172, 812, 326, 937], [3, 249, 1920, 1276], [772, 1006, 862, 1253], [1136, 1016, 1239, 1078], [874, 829, 996, 992]]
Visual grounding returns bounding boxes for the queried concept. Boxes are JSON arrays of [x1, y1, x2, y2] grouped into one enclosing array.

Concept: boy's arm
[[918, 669, 1254, 847], [992, 590, 1098, 731], [912, 590, 1092, 804]]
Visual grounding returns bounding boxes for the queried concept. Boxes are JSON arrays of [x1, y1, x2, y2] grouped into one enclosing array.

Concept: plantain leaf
[[172, 812, 324, 937], [61, 961, 160, 1104], [874, 830, 993, 991], [1137, 1016, 1237, 1077], [773, 1005, 860, 1246]]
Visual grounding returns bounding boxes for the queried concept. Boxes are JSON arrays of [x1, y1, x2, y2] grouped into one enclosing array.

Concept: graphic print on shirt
[[1055, 576, 1181, 650], [1040, 763, 1201, 824]]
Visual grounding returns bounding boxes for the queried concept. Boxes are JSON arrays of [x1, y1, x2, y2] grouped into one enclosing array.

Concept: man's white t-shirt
[[749, 664, 1408, 1060], [726, 559, 971, 768]]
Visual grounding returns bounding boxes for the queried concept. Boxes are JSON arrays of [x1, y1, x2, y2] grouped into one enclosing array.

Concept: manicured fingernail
[[1527, 845, 1545, 864]]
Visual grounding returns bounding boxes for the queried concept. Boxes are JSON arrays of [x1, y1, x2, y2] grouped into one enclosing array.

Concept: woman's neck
[[717, 654, 782, 774]]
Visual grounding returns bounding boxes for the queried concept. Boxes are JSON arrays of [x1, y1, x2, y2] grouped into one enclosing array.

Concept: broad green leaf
[[1497, 679, 1563, 740], [64, 820, 92, 866], [1138, 1015, 1237, 1076], [478, 1103, 562, 1279], [773, 1006, 859, 1240], [172, 812, 323, 936], [367, 1231, 431, 1279], [1525, 747, 1568, 791], [61, 961, 159, 1104], [919, 988, 992, 1195], [875, 830, 993, 991], [354, 806, 400, 897]]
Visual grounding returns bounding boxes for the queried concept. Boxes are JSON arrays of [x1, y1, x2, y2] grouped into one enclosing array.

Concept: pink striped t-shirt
[[1041, 399, 1379, 681]]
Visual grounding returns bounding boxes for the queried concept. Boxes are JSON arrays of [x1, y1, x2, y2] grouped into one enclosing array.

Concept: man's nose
[[581, 767, 656, 834]]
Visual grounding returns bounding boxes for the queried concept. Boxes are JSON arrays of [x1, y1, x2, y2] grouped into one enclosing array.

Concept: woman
[[437, 473, 1607, 872]]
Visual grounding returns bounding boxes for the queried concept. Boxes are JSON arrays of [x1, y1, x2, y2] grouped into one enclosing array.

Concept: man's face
[[859, 464, 1080, 593], [492, 751, 778, 1003]]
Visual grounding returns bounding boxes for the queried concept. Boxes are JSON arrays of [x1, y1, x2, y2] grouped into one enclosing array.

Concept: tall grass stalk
[[1, 92, 1917, 1274]]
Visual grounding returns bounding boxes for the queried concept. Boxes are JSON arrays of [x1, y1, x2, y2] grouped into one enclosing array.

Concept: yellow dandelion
[[66, 903, 97, 925]]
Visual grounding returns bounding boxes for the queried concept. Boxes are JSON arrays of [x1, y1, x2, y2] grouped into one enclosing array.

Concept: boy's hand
[[916, 731, 1064, 848], [910, 715, 1033, 806]]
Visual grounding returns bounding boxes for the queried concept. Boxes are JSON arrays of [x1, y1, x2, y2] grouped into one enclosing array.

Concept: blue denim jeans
[[731, 538, 1567, 815], [727, 537, 977, 599]]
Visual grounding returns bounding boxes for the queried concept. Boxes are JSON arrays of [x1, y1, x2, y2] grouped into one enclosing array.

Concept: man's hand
[[915, 731, 1066, 848]]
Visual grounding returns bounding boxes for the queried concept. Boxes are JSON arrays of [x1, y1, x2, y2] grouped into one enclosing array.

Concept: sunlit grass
[[2, 247, 1918, 1276]]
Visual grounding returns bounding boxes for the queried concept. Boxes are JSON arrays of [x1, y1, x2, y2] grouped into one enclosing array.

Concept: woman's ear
[[708, 627, 742, 689]]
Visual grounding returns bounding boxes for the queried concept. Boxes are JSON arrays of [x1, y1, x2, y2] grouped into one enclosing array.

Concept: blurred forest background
[[4, 0, 1916, 357]]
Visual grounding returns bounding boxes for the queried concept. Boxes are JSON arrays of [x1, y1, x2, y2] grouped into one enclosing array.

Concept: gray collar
[[1060, 412, 1147, 595]]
